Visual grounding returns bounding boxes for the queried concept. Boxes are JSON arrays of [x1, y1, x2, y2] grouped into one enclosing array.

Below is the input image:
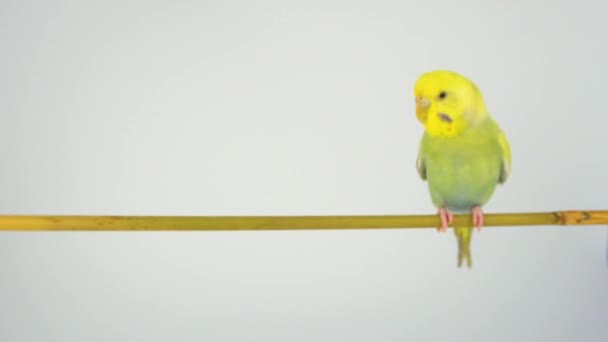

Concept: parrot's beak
[[415, 96, 430, 123], [415, 96, 429, 108]]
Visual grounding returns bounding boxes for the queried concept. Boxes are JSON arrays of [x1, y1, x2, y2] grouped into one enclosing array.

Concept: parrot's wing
[[416, 134, 428, 181], [416, 154, 426, 180], [497, 129, 511, 184]]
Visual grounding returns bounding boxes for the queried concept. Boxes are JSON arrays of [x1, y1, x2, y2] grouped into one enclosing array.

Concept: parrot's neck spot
[[438, 112, 452, 123]]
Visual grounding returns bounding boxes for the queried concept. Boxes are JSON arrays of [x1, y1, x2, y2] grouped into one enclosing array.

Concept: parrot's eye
[[438, 91, 447, 100]]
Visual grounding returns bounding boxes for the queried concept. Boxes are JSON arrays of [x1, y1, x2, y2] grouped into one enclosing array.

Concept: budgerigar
[[413, 70, 511, 268]]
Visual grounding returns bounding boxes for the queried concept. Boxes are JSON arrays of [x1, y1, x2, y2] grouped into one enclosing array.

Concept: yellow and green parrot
[[413, 70, 511, 268]]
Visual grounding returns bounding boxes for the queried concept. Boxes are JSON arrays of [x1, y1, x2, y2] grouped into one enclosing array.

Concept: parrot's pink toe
[[472, 206, 484, 231], [437, 208, 453, 233]]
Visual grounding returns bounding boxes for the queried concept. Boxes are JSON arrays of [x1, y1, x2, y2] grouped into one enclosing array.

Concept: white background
[[1, 1, 607, 341]]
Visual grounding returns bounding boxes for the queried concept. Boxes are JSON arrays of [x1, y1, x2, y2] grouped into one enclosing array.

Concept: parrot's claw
[[437, 208, 453, 233], [471, 206, 483, 231]]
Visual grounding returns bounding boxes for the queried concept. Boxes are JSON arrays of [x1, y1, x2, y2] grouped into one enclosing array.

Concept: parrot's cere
[[414, 70, 511, 268]]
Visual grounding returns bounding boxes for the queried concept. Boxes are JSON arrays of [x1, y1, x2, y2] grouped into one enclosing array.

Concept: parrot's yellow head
[[413, 70, 488, 138]]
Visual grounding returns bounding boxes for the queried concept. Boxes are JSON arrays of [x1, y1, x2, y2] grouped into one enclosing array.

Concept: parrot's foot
[[471, 206, 484, 232], [437, 208, 454, 233]]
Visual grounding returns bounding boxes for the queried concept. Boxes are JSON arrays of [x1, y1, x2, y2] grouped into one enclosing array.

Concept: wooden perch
[[0, 210, 606, 231]]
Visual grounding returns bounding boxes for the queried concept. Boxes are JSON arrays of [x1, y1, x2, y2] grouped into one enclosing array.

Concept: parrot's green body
[[417, 118, 508, 267]]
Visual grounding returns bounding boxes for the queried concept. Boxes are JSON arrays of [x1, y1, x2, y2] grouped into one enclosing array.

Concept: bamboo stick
[[0, 210, 605, 231]]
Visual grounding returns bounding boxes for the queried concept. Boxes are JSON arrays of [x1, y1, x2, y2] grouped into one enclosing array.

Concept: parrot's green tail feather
[[454, 226, 473, 268]]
